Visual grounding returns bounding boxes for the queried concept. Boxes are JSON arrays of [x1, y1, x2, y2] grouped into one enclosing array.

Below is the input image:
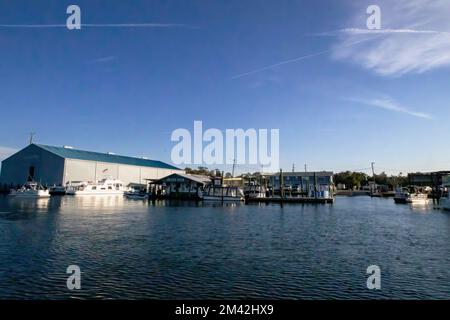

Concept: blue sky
[[1, 0, 449, 175]]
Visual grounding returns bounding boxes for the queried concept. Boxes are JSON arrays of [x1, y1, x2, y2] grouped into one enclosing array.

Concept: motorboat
[[406, 193, 429, 204], [68, 178, 129, 196], [394, 186, 429, 204], [9, 182, 50, 198], [49, 185, 66, 195], [394, 187, 408, 204]]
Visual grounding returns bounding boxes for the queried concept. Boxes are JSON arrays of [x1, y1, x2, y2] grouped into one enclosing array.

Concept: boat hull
[[72, 191, 125, 196], [124, 193, 148, 200], [13, 191, 50, 198], [394, 197, 407, 204]]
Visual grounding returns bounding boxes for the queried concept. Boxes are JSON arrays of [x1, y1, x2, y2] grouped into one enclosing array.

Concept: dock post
[[280, 169, 284, 205]]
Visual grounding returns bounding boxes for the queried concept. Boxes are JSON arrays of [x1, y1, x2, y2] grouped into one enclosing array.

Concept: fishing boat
[[68, 178, 129, 196], [201, 185, 244, 201], [394, 187, 408, 204], [394, 186, 429, 204], [406, 193, 429, 204], [9, 182, 50, 198]]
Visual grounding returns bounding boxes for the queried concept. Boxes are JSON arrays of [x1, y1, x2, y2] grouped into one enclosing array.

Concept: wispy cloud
[[89, 56, 117, 64], [318, 28, 450, 36], [0, 23, 189, 28], [333, 0, 450, 76], [346, 97, 433, 119]]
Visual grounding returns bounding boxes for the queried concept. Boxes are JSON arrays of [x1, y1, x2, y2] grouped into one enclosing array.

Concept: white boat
[[68, 178, 129, 196], [394, 186, 429, 204], [405, 193, 429, 204], [9, 182, 50, 198], [201, 185, 244, 201], [64, 181, 84, 195]]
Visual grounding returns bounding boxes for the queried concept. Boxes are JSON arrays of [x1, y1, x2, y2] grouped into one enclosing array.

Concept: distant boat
[[439, 182, 450, 211], [406, 193, 429, 204], [10, 182, 50, 198], [124, 190, 149, 200], [67, 178, 129, 196], [394, 187, 429, 204], [244, 185, 267, 199], [394, 187, 408, 203], [201, 185, 244, 201], [49, 185, 66, 195]]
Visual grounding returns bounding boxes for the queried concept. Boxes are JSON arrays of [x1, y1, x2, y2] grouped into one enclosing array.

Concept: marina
[[1, 194, 450, 299]]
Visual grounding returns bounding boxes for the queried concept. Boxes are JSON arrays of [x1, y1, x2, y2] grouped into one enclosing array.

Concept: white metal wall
[[64, 158, 182, 185]]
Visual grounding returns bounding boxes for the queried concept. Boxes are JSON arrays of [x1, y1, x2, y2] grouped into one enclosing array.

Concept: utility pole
[[304, 164, 307, 173], [29, 132, 35, 145], [231, 158, 236, 178], [292, 163, 295, 172]]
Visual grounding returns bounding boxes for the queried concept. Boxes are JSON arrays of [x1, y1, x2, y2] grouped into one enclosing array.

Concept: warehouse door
[[28, 166, 35, 181]]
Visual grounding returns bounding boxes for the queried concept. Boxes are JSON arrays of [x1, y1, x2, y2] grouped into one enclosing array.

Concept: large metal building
[[0, 144, 183, 187]]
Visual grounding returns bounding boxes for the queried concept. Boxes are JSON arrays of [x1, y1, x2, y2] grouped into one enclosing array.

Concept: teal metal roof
[[35, 144, 180, 170]]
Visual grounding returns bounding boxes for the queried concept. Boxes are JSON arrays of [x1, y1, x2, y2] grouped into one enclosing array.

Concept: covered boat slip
[[149, 173, 212, 200]]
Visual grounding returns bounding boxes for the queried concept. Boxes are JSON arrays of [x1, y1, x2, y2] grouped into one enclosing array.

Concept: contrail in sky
[[0, 23, 188, 28], [230, 26, 449, 79], [230, 34, 386, 79]]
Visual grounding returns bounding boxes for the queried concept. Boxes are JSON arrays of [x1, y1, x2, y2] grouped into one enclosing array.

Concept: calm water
[[1, 194, 450, 299]]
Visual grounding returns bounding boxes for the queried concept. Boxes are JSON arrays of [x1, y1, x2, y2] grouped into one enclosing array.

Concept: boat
[[68, 178, 129, 196], [49, 185, 66, 195], [406, 193, 429, 204], [244, 185, 267, 199], [394, 187, 408, 203], [394, 186, 429, 204], [439, 182, 450, 211], [124, 190, 149, 200], [9, 182, 50, 198], [201, 185, 244, 201]]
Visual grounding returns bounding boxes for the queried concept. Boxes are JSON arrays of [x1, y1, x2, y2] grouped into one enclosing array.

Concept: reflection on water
[[8, 197, 51, 211], [0, 194, 450, 299]]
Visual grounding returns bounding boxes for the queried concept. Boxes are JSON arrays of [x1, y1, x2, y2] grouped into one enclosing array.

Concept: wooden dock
[[245, 196, 334, 204]]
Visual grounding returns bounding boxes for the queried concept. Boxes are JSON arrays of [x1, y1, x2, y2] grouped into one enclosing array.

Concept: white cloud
[[333, 0, 450, 76], [347, 97, 433, 119]]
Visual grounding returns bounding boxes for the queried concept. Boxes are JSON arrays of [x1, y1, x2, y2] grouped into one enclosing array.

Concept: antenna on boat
[[29, 132, 35, 145]]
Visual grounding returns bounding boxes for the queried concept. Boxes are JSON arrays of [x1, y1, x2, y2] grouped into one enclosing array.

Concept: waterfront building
[[0, 144, 182, 188], [408, 171, 450, 187], [154, 173, 212, 198], [266, 171, 334, 197]]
